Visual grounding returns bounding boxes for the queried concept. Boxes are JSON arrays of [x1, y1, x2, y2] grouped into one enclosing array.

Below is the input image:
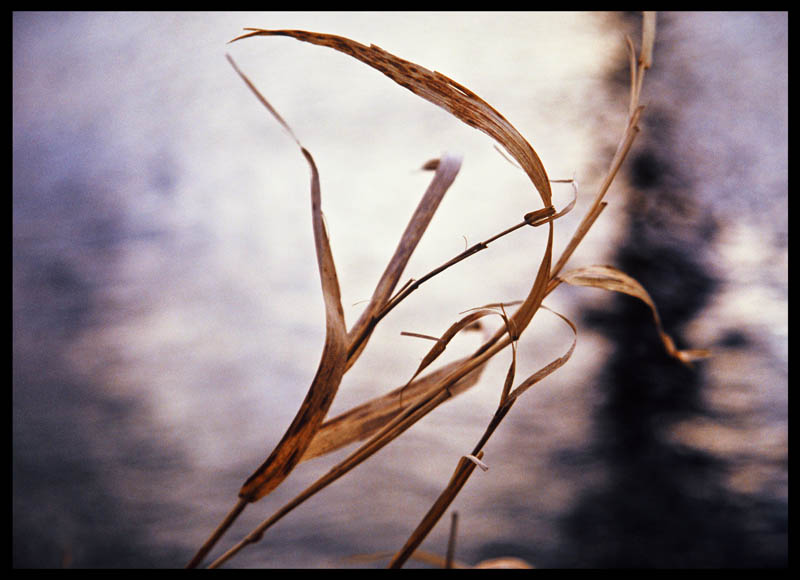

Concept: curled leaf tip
[[558, 265, 711, 367], [232, 27, 551, 205]]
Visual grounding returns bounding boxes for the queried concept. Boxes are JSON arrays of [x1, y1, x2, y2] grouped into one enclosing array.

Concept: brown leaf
[[228, 55, 349, 503], [346, 153, 462, 370], [506, 306, 577, 402], [230, 28, 551, 207], [301, 356, 485, 462], [556, 265, 711, 365]]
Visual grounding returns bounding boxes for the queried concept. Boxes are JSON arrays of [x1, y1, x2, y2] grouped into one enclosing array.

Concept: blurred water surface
[[13, 12, 786, 568]]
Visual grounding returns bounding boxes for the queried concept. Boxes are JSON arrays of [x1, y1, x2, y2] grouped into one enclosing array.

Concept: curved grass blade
[[505, 305, 578, 402], [187, 57, 349, 568], [346, 153, 462, 370], [387, 452, 484, 568], [405, 309, 502, 385], [226, 54, 348, 503], [300, 356, 485, 462], [554, 264, 710, 365], [229, 28, 552, 207]]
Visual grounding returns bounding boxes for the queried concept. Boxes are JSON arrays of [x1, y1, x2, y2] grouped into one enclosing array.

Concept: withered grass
[[187, 12, 709, 569]]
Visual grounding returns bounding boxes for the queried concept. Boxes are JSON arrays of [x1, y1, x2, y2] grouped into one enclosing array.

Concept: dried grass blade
[[499, 327, 518, 406], [555, 265, 711, 364], [550, 105, 643, 281], [506, 306, 577, 402], [479, 223, 554, 357], [209, 387, 455, 569], [640, 12, 657, 70], [346, 153, 462, 370], [407, 309, 500, 385], [387, 452, 484, 569], [304, 307, 505, 462], [228, 55, 348, 503], [301, 357, 485, 462], [230, 28, 552, 206]]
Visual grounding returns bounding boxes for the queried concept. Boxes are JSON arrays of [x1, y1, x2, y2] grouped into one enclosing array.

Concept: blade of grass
[[551, 13, 655, 280], [346, 153, 462, 370], [229, 28, 552, 207], [301, 356, 485, 462], [387, 452, 484, 569], [227, 53, 348, 504], [553, 265, 710, 364], [186, 55, 349, 569], [505, 306, 578, 402]]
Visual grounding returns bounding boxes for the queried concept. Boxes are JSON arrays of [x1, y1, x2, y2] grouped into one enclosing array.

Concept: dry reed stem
[[388, 452, 485, 568], [189, 12, 708, 568], [445, 511, 459, 569], [345, 153, 463, 370]]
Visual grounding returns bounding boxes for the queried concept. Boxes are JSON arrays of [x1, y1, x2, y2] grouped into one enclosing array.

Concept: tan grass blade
[[506, 306, 577, 402], [226, 54, 348, 502], [303, 306, 509, 462], [229, 28, 552, 207], [387, 452, 484, 568], [406, 309, 504, 385], [641, 12, 657, 70], [301, 356, 484, 462], [187, 57, 350, 568], [555, 265, 710, 364], [346, 154, 462, 370], [208, 386, 456, 568]]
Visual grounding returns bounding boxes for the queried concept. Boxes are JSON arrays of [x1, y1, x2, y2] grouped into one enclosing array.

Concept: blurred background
[[13, 12, 786, 568]]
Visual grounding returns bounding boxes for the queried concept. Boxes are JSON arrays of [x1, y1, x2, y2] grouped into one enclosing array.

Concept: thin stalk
[[387, 399, 516, 569], [185, 498, 248, 569], [207, 388, 453, 568], [345, 205, 556, 362], [550, 106, 643, 281], [387, 452, 484, 569], [445, 512, 459, 569]]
